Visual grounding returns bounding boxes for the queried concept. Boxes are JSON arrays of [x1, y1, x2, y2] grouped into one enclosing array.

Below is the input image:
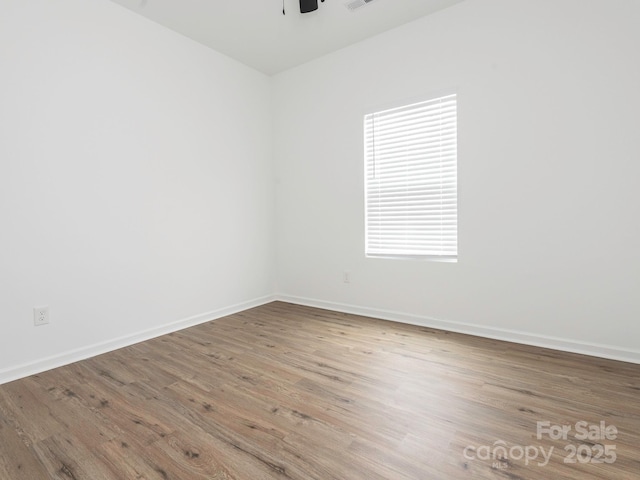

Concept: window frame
[[363, 93, 458, 262]]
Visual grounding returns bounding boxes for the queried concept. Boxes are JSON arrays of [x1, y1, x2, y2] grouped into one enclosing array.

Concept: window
[[364, 94, 457, 259]]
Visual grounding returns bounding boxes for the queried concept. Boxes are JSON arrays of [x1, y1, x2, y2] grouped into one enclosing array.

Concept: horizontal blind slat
[[365, 94, 458, 257]]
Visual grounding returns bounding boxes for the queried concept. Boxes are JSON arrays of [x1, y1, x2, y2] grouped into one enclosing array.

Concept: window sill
[[366, 254, 458, 263]]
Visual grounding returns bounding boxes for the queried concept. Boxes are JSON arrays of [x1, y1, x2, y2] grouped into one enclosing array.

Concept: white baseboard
[[0, 295, 276, 386], [276, 294, 640, 365], [3, 293, 637, 386]]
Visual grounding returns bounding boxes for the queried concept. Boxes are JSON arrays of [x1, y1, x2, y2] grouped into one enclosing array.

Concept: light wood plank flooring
[[0, 302, 639, 479]]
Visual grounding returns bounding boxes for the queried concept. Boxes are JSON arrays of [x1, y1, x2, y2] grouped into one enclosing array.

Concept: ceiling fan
[[282, 0, 325, 15], [283, 0, 375, 15], [300, 0, 325, 13]]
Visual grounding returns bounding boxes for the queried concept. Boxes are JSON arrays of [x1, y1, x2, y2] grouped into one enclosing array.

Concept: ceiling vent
[[344, 0, 375, 12]]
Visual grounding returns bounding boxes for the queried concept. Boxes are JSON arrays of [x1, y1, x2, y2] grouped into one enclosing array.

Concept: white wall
[[0, 0, 275, 381], [2, 0, 638, 381], [273, 0, 640, 361]]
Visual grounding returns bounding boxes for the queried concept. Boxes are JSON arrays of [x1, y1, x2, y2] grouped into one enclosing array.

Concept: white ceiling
[[107, 0, 465, 75]]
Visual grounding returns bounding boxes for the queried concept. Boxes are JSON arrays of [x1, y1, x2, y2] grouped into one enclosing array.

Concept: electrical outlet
[[343, 271, 351, 283], [33, 306, 50, 326]]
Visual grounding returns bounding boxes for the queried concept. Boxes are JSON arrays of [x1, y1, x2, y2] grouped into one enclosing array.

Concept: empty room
[[1, 0, 639, 478]]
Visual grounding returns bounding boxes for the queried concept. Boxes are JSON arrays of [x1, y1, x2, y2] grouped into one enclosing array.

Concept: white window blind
[[365, 94, 457, 259]]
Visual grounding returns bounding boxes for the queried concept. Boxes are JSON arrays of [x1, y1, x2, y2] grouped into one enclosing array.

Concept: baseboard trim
[[0, 295, 277, 386], [3, 293, 636, 386], [276, 294, 640, 365]]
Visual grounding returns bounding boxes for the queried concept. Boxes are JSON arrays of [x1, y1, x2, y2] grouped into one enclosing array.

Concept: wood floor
[[0, 302, 638, 479]]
